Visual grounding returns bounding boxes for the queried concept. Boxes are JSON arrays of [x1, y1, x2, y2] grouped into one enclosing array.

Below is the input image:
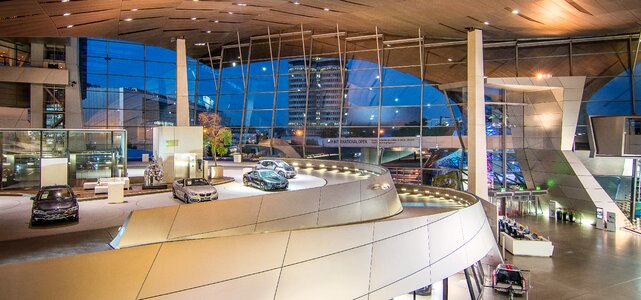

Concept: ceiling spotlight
[[131, 8, 138, 11], [483, 21, 490, 25], [206, 30, 212, 33], [512, 9, 519, 14], [236, 3, 247, 6], [66, 24, 74, 28], [191, 17, 197, 20], [63, 12, 71, 16], [61, 0, 70, 2], [124, 18, 133, 22], [447, 58, 453, 62], [214, 20, 219, 23], [323, 8, 330, 11], [293, 1, 300, 4], [195, 43, 206, 46], [228, 11, 234, 14]]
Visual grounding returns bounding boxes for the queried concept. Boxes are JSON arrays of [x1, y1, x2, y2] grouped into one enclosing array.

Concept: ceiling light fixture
[[214, 20, 219, 23], [63, 12, 71, 16], [447, 58, 453, 62], [195, 43, 206, 46], [191, 17, 197, 20], [61, 0, 70, 2], [228, 11, 234, 14], [512, 9, 519, 14], [293, 1, 300, 4], [124, 18, 133, 22], [323, 8, 330, 11], [484, 21, 490, 25], [236, 3, 247, 6], [131, 8, 138, 11], [206, 30, 212, 33], [66, 25, 74, 28]]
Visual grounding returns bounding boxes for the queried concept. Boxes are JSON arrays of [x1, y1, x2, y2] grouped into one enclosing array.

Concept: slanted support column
[[467, 29, 488, 200], [176, 38, 189, 126]]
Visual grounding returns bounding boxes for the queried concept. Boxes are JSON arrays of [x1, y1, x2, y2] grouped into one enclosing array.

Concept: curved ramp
[[0, 159, 497, 300]]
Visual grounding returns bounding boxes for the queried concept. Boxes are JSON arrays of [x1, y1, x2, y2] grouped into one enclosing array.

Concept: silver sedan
[[172, 178, 218, 203]]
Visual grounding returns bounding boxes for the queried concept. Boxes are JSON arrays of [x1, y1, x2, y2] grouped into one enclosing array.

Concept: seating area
[[83, 177, 130, 194]]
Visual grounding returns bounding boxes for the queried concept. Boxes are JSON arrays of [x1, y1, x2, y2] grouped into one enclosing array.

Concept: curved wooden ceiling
[[1, 0, 640, 57]]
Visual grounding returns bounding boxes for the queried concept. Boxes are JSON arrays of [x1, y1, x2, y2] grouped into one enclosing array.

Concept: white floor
[[0, 168, 355, 242]]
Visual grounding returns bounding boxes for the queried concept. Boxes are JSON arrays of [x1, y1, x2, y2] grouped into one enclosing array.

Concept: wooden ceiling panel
[[0, 0, 639, 57]]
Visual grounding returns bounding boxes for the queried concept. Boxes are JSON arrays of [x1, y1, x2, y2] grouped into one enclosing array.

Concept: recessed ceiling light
[[191, 17, 197, 20], [447, 58, 453, 62], [124, 18, 133, 22], [195, 43, 206, 46], [66, 25, 74, 28], [131, 8, 138, 11], [483, 21, 490, 25], [293, 1, 300, 4], [512, 9, 519, 14], [214, 20, 219, 23], [61, 0, 70, 2], [206, 30, 212, 33], [63, 12, 71, 16], [228, 11, 234, 14], [236, 3, 247, 6], [323, 8, 330, 11]]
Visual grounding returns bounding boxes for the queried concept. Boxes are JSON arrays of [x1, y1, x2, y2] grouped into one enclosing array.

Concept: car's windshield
[[497, 269, 523, 283], [38, 189, 72, 201], [186, 178, 209, 186], [274, 161, 289, 168], [258, 170, 281, 179]]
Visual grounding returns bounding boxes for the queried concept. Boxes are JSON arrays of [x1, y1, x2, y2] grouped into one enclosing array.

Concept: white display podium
[[500, 232, 554, 257], [107, 182, 125, 204]]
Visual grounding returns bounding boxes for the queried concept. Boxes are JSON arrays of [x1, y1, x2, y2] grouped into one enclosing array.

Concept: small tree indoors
[[199, 112, 232, 166]]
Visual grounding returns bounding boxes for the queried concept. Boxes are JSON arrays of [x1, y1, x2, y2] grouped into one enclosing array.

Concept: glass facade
[[0, 129, 126, 190], [78, 33, 641, 186]]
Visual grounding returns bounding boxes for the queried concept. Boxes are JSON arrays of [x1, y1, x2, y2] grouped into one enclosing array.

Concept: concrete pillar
[[176, 39, 189, 126], [30, 84, 43, 128], [30, 42, 44, 67], [467, 29, 488, 200], [65, 38, 82, 128]]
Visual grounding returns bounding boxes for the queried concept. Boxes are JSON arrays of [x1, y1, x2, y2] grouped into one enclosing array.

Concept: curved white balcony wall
[[111, 159, 402, 248], [0, 186, 496, 300]]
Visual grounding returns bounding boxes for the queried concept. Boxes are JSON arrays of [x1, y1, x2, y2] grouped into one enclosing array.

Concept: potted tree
[[199, 112, 232, 179]]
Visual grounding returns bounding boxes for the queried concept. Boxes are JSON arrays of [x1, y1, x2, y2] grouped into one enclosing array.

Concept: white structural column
[[467, 29, 488, 200], [65, 38, 83, 128], [176, 38, 189, 126]]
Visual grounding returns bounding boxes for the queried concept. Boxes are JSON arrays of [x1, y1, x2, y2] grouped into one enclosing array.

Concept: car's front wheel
[[243, 177, 249, 186]]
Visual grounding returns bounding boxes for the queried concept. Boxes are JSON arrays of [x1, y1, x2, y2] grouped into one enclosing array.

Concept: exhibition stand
[[500, 232, 554, 257]]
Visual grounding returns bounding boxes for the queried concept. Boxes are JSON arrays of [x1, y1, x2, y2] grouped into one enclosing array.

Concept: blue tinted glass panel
[[83, 108, 107, 127], [86, 39, 107, 57], [424, 86, 449, 106], [382, 87, 421, 106], [196, 95, 216, 111], [108, 42, 144, 60], [218, 110, 243, 126], [249, 76, 275, 92], [342, 107, 379, 126], [246, 93, 274, 109], [380, 107, 420, 126], [108, 75, 144, 90], [588, 76, 632, 101], [147, 61, 176, 78], [86, 74, 107, 91], [86, 57, 106, 73], [382, 67, 421, 87], [198, 80, 216, 95], [221, 64, 244, 78], [275, 92, 292, 109], [220, 78, 244, 94], [187, 62, 198, 81], [586, 100, 633, 115], [244, 110, 273, 127], [346, 69, 379, 89], [109, 59, 144, 76], [345, 88, 379, 106], [83, 90, 107, 108], [249, 61, 274, 76], [217, 94, 244, 110], [146, 45, 176, 63], [274, 110, 296, 126], [146, 78, 176, 94]]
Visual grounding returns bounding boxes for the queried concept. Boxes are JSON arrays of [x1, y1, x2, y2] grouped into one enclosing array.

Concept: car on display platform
[[492, 263, 527, 297], [243, 169, 289, 191], [30, 185, 79, 225], [255, 159, 297, 179], [172, 178, 218, 203]]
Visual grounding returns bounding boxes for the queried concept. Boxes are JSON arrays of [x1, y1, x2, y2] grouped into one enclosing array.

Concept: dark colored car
[[243, 169, 289, 191], [492, 264, 527, 296], [30, 185, 79, 225], [172, 178, 218, 203]]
